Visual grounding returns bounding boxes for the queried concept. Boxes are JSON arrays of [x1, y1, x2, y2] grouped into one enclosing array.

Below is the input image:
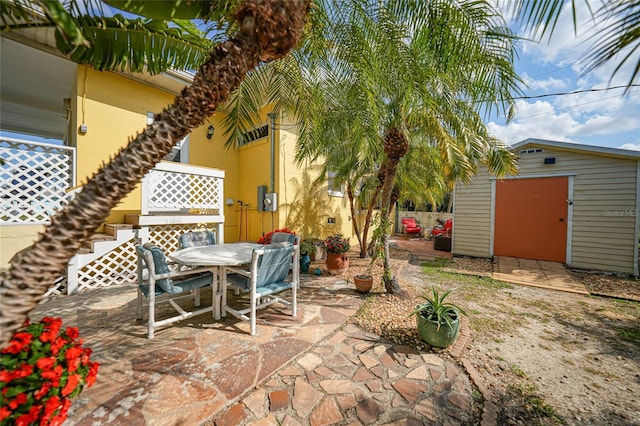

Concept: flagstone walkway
[[31, 261, 483, 425]]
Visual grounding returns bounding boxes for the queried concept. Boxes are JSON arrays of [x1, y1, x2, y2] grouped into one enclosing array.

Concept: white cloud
[[488, 100, 578, 145], [488, 95, 640, 146], [521, 72, 567, 91], [620, 143, 640, 151]]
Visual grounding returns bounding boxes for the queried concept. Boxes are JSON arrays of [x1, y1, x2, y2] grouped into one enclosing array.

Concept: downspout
[[267, 112, 276, 193]]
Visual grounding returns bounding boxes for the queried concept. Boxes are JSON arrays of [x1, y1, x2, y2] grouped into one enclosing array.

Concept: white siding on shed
[[453, 141, 639, 274], [452, 168, 492, 257]]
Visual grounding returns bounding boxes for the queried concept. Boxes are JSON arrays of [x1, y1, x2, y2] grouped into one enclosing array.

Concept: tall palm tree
[[0, 0, 311, 347], [298, 0, 522, 295]]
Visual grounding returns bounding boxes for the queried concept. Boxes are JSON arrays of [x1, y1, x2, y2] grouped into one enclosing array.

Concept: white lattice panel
[[74, 224, 217, 292], [148, 170, 221, 212], [1, 138, 75, 224], [44, 277, 66, 298], [148, 224, 212, 252], [77, 240, 138, 291]]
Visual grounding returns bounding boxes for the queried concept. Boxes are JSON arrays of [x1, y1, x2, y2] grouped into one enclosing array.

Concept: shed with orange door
[[452, 139, 640, 276]]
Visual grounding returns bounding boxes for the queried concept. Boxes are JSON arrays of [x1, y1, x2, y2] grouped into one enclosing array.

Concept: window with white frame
[[327, 171, 344, 197]]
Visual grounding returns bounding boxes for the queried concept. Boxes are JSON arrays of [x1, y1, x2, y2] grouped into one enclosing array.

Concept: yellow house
[[0, 35, 355, 293]]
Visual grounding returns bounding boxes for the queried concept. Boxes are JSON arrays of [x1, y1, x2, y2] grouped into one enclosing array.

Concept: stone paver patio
[[31, 265, 481, 425]]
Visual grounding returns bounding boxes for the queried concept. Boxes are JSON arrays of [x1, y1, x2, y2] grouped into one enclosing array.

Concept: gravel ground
[[341, 249, 640, 425]]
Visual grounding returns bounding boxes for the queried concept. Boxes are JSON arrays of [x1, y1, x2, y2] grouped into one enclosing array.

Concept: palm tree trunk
[[0, 0, 310, 347], [379, 127, 409, 296]]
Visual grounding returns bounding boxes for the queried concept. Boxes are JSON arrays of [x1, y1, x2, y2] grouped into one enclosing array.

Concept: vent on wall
[[519, 148, 543, 154]]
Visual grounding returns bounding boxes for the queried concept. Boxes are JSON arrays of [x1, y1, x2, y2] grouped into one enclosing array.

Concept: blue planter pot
[[300, 254, 311, 274]]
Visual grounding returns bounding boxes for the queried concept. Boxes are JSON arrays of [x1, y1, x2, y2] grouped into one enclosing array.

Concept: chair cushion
[[227, 272, 251, 292], [256, 243, 293, 287], [178, 230, 216, 249], [255, 281, 292, 297], [226, 242, 293, 292], [141, 244, 174, 293], [139, 272, 213, 297], [401, 217, 417, 226], [270, 233, 298, 244]]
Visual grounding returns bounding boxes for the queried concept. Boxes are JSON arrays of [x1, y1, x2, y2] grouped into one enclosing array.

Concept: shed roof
[[512, 138, 640, 161]]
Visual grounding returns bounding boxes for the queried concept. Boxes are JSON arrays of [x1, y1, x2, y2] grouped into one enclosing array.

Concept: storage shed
[[452, 138, 640, 275]]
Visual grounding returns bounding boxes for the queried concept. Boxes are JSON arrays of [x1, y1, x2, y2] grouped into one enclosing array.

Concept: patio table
[[169, 242, 261, 319]]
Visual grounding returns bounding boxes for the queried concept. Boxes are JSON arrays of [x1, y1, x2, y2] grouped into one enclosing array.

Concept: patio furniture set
[[135, 230, 300, 339], [400, 217, 453, 252]]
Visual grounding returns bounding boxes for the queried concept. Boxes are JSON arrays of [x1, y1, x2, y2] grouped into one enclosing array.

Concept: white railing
[[141, 161, 224, 215], [1, 137, 76, 225]]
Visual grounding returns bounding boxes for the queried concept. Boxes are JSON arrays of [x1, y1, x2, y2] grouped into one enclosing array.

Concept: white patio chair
[[223, 242, 299, 336], [136, 244, 215, 339]]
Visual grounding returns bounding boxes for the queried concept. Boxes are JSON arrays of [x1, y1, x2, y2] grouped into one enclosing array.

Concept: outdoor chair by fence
[[136, 243, 215, 339], [401, 217, 423, 238], [224, 242, 299, 336], [178, 229, 216, 249]]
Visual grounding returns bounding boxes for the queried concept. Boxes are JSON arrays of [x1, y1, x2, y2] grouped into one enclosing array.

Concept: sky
[[487, 1, 640, 151]]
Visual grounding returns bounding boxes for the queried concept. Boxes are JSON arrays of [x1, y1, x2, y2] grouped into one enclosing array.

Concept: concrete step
[[103, 223, 134, 237], [82, 234, 115, 252]]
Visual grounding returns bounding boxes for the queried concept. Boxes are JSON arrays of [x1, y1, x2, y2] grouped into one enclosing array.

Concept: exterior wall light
[[207, 125, 215, 139]]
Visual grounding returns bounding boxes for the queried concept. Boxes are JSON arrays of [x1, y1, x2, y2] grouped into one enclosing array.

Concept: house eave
[[512, 138, 640, 161]]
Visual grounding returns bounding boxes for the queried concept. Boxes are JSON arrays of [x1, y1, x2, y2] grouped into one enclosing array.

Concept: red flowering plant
[[257, 228, 296, 244], [323, 234, 350, 254], [0, 317, 99, 426]]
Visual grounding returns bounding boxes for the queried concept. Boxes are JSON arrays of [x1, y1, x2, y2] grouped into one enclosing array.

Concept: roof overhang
[[512, 138, 640, 161]]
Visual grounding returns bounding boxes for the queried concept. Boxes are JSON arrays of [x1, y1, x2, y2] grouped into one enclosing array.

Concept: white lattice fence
[[148, 224, 215, 252], [77, 239, 139, 292], [144, 162, 223, 214], [74, 224, 217, 293], [1, 138, 75, 224]]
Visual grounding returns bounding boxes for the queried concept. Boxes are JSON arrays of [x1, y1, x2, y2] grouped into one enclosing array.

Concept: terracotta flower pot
[[353, 275, 373, 293], [325, 253, 349, 275]]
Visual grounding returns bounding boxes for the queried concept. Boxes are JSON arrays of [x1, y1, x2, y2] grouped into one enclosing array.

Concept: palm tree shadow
[[282, 169, 344, 238]]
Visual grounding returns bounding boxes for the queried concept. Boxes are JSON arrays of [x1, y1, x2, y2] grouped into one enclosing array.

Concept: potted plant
[[299, 239, 315, 274], [353, 229, 383, 293], [410, 287, 467, 348], [323, 234, 350, 275], [353, 271, 374, 293]]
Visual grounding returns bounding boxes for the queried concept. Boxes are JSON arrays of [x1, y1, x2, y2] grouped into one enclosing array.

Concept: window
[[327, 171, 344, 197], [239, 124, 269, 147], [518, 148, 543, 155]]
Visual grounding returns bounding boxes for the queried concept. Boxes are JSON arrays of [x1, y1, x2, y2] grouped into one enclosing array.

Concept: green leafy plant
[[300, 240, 316, 256], [0, 317, 99, 425], [410, 287, 467, 331], [323, 234, 350, 255]]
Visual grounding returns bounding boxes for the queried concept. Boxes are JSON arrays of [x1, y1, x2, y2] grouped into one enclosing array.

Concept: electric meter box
[[264, 192, 278, 212]]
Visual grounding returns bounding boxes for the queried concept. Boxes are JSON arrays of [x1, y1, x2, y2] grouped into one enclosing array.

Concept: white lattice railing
[[1, 137, 76, 224], [142, 161, 224, 215], [72, 224, 215, 293]]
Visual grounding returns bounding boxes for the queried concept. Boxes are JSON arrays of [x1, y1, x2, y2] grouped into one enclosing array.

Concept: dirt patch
[[348, 251, 640, 425]]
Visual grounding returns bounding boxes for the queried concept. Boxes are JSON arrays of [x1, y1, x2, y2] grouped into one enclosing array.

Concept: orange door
[[494, 177, 568, 262]]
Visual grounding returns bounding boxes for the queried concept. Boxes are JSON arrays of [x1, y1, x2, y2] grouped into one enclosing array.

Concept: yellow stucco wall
[[73, 67, 175, 223], [4, 65, 354, 261], [277, 114, 353, 242], [0, 225, 45, 271], [188, 113, 240, 242]]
